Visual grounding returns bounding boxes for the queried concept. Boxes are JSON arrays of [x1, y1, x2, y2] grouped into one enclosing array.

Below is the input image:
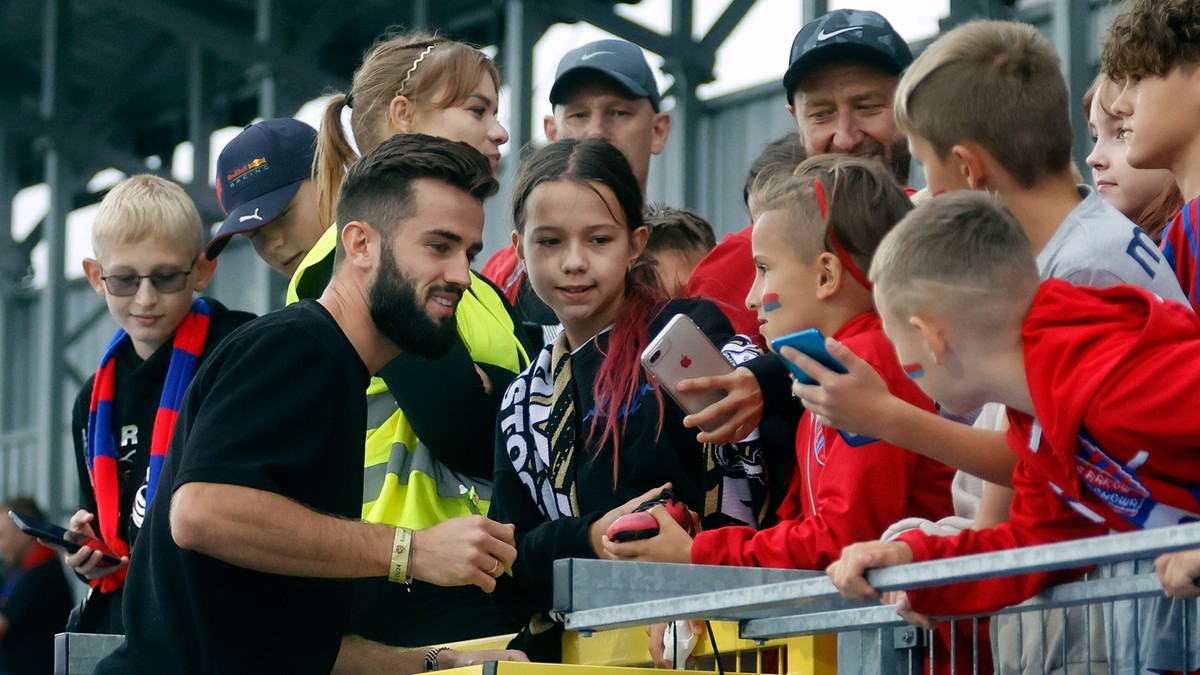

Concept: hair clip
[[399, 44, 437, 94], [814, 178, 829, 220]]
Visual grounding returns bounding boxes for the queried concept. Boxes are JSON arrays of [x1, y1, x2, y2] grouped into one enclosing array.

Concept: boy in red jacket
[[829, 191, 1200, 619], [606, 156, 955, 572]]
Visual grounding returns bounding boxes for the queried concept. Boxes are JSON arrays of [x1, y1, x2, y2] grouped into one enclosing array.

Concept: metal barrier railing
[[556, 522, 1200, 673]]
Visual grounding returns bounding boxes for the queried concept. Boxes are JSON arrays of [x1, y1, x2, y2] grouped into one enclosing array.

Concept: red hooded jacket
[[901, 279, 1200, 615]]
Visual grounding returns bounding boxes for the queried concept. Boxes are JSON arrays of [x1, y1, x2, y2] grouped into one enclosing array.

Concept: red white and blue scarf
[[85, 298, 210, 591]]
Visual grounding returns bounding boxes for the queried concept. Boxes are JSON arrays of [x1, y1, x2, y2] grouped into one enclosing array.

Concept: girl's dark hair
[[512, 139, 664, 484]]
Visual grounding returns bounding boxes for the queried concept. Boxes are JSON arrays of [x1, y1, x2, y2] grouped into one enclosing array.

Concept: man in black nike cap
[[784, 9, 914, 182]]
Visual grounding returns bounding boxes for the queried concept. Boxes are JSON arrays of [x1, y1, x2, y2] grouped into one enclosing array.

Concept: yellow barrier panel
[[434, 623, 837, 674]]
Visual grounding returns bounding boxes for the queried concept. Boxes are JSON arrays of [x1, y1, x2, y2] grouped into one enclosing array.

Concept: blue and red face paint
[[762, 293, 782, 313]]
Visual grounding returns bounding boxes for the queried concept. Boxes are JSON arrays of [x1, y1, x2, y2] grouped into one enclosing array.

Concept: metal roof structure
[[1, 0, 1104, 516], [0, 0, 784, 513]]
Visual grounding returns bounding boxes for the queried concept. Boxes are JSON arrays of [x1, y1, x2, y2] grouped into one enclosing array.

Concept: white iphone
[[641, 314, 734, 432]]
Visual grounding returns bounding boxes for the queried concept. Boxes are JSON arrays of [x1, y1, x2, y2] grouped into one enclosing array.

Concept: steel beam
[[699, 0, 756, 56], [87, 0, 344, 97], [802, 0, 829, 24], [665, 0, 702, 208], [547, 0, 693, 71], [504, 0, 537, 158], [741, 573, 1166, 639], [561, 523, 1200, 632], [188, 43, 220, 221], [0, 128, 15, 461], [37, 0, 70, 510], [66, 34, 175, 136], [1054, 0, 1095, 171], [0, 103, 149, 177]]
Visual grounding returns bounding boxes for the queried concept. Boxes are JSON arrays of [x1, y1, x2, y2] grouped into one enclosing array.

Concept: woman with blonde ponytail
[[292, 31, 528, 646], [312, 33, 506, 229]]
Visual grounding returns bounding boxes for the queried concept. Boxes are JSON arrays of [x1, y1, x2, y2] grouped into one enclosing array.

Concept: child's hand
[[646, 620, 705, 668], [826, 540, 913, 601], [784, 339, 899, 437], [679, 367, 762, 444], [601, 506, 696, 564], [60, 510, 128, 579], [589, 484, 672, 557], [1156, 549, 1200, 599], [883, 590, 938, 630]]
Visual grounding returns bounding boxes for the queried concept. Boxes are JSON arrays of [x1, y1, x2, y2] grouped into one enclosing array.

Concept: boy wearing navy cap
[[207, 118, 325, 279]]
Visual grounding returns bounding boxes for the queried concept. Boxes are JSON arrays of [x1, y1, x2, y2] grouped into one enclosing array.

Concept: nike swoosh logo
[[817, 26, 862, 41], [580, 51, 614, 61]]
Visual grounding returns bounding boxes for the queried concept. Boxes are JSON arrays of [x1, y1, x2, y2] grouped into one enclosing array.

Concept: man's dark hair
[[744, 132, 807, 208], [336, 133, 498, 253]]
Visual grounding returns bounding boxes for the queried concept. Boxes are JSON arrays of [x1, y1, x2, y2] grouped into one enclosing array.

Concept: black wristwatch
[[424, 647, 447, 671]]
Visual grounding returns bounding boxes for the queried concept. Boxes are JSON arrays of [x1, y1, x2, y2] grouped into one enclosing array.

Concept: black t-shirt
[[0, 554, 73, 675], [68, 299, 253, 634], [96, 301, 369, 675]]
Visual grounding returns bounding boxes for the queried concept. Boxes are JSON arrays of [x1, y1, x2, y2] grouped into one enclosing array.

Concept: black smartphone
[[7, 510, 122, 566], [770, 328, 848, 385]]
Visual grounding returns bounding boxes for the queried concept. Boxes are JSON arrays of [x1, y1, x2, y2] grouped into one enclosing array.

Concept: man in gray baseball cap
[[783, 9, 913, 183], [544, 38, 671, 193]]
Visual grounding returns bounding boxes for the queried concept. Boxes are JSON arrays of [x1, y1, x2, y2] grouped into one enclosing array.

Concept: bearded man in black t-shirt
[[98, 134, 528, 674]]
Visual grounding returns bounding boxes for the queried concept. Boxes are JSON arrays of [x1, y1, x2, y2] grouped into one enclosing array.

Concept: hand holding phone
[[7, 510, 123, 567], [771, 329, 848, 385], [641, 314, 735, 432]]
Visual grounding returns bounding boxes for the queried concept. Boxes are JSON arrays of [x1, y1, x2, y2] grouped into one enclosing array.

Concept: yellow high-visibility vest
[[288, 224, 528, 528]]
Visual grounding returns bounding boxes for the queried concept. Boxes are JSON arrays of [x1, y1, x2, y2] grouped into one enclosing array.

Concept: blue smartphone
[[770, 329, 848, 385]]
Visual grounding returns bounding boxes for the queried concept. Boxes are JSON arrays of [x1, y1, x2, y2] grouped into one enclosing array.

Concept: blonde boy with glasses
[[63, 175, 253, 635]]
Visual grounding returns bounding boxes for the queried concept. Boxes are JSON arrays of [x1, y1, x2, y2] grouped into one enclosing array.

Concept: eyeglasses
[[100, 259, 198, 297]]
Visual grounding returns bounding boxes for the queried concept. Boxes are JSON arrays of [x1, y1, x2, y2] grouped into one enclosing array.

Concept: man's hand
[[588, 484, 671, 557], [58, 510, 127, 580], [440, 648, 530, 668], [679, 368, 762, 444], [335, 636, 527, 673], [783, 339, 901, 437], [826, 540, 914, 601], [410, 516, 516, 592], [601, 506, 697, 564], [1157, 550, 1200, 599]]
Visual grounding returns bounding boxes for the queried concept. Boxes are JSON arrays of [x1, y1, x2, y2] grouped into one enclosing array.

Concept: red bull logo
[[225, 157, 269, 187]]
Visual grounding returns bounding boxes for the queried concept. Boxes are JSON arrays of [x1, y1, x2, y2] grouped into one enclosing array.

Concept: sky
[[12, 0, 950, 284]]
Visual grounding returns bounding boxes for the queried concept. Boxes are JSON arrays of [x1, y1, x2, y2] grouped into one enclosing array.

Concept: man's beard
[[832, 136, 912, 185], [368, 244, 459, 359]]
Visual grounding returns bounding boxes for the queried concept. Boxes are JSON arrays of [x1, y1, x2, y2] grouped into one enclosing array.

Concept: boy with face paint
[[605, 156, 954, 584]]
